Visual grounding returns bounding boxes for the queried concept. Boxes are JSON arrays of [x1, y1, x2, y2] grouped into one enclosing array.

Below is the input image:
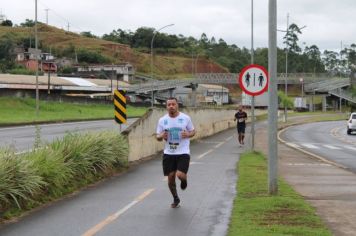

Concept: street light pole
[[150, 23, 174, 107], [35, 0, 39, 117], [284, 13, 289, 122], [268, 0, 278, 195], [251, 0, 256, 151]]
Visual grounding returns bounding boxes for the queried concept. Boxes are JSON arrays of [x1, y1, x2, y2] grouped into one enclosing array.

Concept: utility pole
[[45, 8, 49, 24], [150, 23, 174, 107], [250, 0, 255, 151], [268, 0, 278, 195], [67, 22, 70, 32], [284, 13, 289, 122]]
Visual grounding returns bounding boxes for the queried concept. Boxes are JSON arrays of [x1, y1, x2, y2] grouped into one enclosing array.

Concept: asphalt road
[[0, 119, 137, 152], [0, 127, 244, 236], [280, 120, 356, 172]]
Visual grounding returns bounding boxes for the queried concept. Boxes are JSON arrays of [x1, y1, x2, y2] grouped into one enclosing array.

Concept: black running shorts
[[162, 154, 190, 176], [237, 123, 246, 134]]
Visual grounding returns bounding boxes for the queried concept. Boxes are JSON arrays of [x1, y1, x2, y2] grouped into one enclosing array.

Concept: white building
[[76, 64, 134, 82], [171, 84, 229, 106]]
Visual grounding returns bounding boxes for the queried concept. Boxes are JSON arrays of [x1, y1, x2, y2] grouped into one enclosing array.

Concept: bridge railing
[[329, 88, 356, 103], [304, 78, 350, 92]]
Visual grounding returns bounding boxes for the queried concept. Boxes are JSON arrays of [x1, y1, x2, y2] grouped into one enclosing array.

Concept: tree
[[1, 19, 13, 27], [199, 33, 209, 48], [131, 27, 154, 48], [0, 34, 15, 72], [303, 45, 324, 73], [323, 50, 339, 74], [80, 31, 97, 38], [20, 19, 35, 27], [102, 29, 133, 45], [278, 91, 294, 109], [343, 44, 356, 70], [283, 23, 303, 54]]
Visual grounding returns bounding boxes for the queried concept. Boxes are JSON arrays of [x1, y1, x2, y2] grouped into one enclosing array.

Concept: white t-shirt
[[156, 112, 195, 155]]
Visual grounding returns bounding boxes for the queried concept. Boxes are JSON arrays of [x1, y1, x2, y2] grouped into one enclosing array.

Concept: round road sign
[[238, 64, 268, 96]]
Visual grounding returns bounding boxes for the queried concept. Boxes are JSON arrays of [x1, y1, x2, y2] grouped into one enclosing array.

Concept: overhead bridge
[[122, 73, 332, 93]]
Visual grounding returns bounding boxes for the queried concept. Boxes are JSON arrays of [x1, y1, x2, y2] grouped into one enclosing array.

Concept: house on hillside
[[16, 48, 57, 73], [76, 64, 134, 82]]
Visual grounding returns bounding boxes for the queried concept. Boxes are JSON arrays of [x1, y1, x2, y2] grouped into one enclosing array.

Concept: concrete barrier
[[122, 107, 239, 162]]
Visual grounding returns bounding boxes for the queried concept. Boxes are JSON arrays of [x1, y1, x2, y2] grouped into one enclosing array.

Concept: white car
[[347, 112, 356, 135]]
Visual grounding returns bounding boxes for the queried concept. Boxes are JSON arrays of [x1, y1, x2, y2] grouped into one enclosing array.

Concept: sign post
[[238, 64, 268, 150], [114, 89, 127, 132]]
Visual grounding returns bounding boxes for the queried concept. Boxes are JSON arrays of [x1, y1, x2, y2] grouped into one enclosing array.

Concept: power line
[[37, 0, 84, 32]]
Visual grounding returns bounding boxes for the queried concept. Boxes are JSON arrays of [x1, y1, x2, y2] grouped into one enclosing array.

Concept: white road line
[[285, 163, 331, 166], [323, 144, 341, 150], [197, 140, 221, 144], [190, 161, 203, 165], [82, 188, 154, 236], [302, 144, 319, 149], [286, 142, 300, 148], [225, 136, 233, 142], [197, 149, 214, 159], [345, 146, 356, 151], [214, 142, 224, 148]]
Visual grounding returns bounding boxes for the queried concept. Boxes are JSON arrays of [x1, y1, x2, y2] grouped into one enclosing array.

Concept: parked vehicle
[[347, 112, 356, 135], [294, 97, 308, 112]]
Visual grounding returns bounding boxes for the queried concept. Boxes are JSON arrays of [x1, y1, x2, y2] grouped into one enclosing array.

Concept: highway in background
[[0, 119, 137, 152], [280, 120, 356, 173]]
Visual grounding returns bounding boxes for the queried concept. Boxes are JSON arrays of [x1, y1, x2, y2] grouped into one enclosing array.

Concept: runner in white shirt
[[156, 97, 195, 208]]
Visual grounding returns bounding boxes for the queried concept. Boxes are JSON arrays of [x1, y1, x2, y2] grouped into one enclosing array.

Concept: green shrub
[[77, 48, 111, 64]]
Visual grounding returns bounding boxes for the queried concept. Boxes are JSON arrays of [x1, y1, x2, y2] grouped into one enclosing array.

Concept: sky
[[1, 0, 355, 52]]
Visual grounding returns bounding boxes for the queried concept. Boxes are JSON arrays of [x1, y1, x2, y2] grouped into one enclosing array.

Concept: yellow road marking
[[82, 188, 154, 236]]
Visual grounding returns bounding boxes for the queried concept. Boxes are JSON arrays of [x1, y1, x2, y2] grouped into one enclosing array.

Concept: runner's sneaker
[[180, 179, 187, 190], [171, 196, 180, 208]]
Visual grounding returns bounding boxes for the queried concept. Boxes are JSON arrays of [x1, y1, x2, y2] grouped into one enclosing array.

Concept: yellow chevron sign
[[114, 90, 127, 124]]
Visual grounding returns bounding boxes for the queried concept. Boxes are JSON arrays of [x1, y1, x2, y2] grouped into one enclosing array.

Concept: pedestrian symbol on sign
[[245, 72, 251, 87], [258, 73, 264, 87]]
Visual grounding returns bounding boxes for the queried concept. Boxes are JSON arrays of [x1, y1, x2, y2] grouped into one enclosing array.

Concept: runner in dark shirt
[[234, 105, 247, 146]]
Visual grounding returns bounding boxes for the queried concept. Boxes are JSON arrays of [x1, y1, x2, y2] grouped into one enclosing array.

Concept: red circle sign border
[[238, 64, 269, 96]]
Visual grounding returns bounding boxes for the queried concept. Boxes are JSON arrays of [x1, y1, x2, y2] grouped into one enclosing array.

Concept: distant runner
[[234, 105, 247, 146], [156, 97, 196, 208]]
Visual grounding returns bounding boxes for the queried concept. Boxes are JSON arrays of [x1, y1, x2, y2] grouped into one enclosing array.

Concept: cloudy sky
[[1, 0, 355, 52]]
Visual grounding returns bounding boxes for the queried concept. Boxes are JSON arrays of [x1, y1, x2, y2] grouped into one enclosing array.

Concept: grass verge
[[227, 151, 332, 236], [0, 97, 147, 125]]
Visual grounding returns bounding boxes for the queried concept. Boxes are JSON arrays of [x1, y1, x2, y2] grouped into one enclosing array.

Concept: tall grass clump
[[24, 148, 74, 198], [0, 149, 46, 210], [49, 131, 129, 177], [0, 131, 129, 220]]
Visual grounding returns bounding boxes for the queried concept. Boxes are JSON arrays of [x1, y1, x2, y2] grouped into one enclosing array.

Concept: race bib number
[[167, 128, 182, 153]]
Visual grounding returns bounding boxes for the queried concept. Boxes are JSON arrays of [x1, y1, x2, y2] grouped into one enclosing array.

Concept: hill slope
[[0, 24, 228, 78]]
